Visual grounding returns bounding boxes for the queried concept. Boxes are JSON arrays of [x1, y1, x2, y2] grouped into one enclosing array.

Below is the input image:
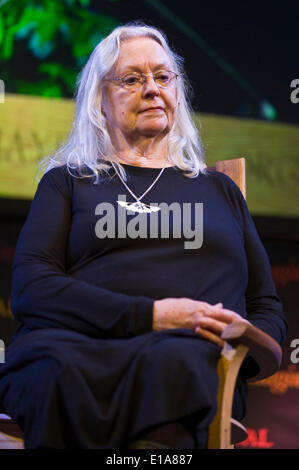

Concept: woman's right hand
[[152, 297, 223, 331]]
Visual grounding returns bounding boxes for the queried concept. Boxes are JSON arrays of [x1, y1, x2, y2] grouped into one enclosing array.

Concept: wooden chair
[[0, 158, 282, 449]]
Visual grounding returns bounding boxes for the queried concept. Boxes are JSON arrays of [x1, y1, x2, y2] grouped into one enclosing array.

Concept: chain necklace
[[111, 161, 166, 213]]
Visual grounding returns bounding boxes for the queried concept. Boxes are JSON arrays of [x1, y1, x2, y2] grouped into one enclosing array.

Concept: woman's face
[[102, 37, 178, 144]]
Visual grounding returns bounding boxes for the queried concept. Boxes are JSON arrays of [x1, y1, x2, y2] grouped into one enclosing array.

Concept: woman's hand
[[153, 298, 229, 332], [194, 307, 250, 348], [153, 298, 250, 348]]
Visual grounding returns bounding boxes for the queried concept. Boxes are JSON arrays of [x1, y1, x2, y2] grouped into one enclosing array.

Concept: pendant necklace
[[111, 161, 166, 214]]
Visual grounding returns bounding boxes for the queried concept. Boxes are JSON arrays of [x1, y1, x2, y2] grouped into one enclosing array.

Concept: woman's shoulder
[[40, 163, 69, 181], [201, 168, 251, 228], [201, 168, 244, 198], [37, 164, 74, 199]]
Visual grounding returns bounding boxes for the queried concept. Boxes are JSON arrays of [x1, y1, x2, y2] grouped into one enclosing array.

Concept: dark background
[[2, 0, 299, 124], [93, 0, 299, 124]]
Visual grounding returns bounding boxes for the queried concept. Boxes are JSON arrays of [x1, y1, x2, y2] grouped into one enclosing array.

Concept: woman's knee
[[3, 354, 72, 421]]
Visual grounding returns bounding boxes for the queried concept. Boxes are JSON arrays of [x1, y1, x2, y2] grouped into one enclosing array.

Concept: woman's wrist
[[152, 300, 163, 331]]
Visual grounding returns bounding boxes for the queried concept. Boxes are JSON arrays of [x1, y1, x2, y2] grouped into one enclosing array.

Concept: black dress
[[0, 163, 287, 448]]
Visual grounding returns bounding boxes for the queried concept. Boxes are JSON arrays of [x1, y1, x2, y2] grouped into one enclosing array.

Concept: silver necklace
[[111, 161, 166, 213]]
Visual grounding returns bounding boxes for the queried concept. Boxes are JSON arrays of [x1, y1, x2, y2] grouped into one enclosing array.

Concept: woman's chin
[[136, 115, 169, 136], [137, 123, 169, 138]]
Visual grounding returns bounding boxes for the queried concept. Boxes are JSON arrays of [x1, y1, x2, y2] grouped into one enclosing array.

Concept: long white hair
[[38, 22, 207, 182]]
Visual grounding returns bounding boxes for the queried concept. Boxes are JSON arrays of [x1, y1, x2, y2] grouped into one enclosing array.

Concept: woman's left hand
[[194, 303, 250, 348]]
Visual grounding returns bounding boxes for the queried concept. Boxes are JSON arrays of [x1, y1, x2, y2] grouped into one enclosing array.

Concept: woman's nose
[[142, 76, 160, 97]]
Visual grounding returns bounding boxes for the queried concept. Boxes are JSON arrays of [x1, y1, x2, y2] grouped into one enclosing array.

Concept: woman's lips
[[141, 107, 164, 113]]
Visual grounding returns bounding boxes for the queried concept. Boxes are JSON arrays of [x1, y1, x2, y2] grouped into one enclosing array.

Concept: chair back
[[208, 158, 246, 199]]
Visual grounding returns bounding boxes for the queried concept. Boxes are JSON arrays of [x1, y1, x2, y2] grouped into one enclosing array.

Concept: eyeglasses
[[104, 70, 178, 90]]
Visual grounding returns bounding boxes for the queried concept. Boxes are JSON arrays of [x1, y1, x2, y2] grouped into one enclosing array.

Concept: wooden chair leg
[[0, 416, 24, 449], [0, 431, 24, 449], [208, 343, 249, 449]]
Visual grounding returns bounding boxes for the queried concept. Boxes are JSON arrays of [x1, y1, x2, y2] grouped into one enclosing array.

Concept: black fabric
[[0, 163, 287, 448]]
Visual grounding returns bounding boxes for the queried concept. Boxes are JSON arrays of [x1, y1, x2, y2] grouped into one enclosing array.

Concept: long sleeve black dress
[[0, 162, 287, 449]]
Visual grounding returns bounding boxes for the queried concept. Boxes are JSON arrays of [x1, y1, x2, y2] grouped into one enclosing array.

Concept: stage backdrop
[[0, 94, 299, 216], [0, 94, 298, 449]]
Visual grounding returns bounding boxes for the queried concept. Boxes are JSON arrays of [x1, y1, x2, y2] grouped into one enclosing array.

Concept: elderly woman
[[0, 23, 286, 449]]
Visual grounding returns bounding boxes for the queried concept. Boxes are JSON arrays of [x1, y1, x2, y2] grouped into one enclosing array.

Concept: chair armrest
[[220, 321, 282, 383]]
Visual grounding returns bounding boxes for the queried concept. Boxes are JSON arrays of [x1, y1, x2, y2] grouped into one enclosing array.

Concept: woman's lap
[[0, 327, 247, 448]]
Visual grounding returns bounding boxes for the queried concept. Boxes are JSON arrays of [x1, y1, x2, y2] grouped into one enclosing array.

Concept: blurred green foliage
[[0, 0, 119, 97]]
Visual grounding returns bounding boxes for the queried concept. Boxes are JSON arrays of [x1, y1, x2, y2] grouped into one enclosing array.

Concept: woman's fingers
[[196, 316, 228, 335], [193, 301, 250, 347], [197, 302, 223, 314], [205, 309, 250, 326], [204, 309, 239, 323], [196, 302, 235, 318]]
